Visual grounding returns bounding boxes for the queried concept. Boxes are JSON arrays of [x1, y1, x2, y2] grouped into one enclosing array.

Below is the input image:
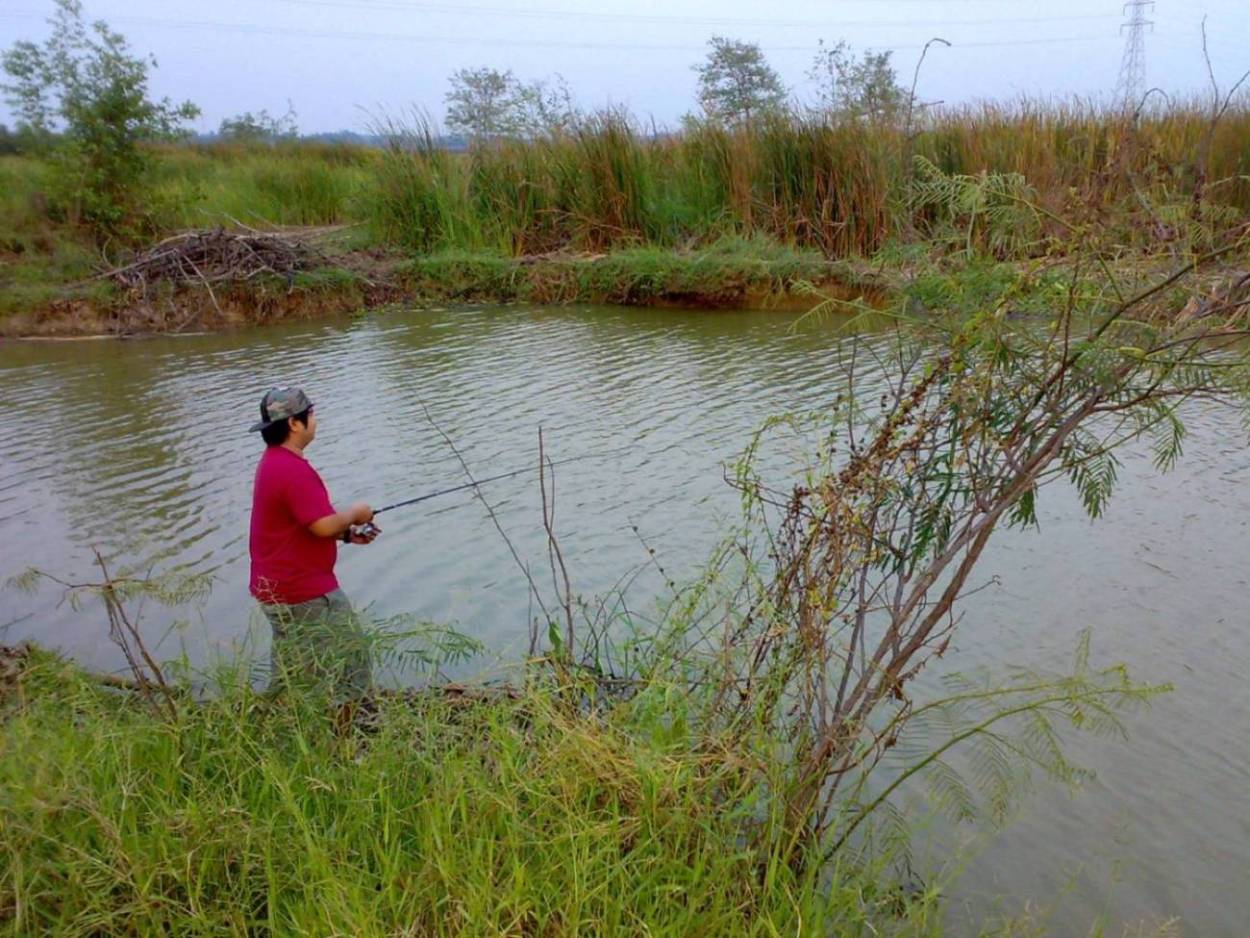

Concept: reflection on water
[[1, 305, 1247, 936]]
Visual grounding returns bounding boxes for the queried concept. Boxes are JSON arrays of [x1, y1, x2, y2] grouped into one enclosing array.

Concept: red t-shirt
[[249, 445, 339, 605]]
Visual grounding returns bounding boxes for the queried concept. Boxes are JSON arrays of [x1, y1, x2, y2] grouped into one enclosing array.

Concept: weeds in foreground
[[0, 646, 946, 936]]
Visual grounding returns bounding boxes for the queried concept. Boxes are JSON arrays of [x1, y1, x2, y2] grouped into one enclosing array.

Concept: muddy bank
[[2, 270, 403, 338], [1, 245, 884, 338]]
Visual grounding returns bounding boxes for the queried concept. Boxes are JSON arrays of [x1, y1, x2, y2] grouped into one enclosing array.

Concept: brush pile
[[107, 228, 322, 289]]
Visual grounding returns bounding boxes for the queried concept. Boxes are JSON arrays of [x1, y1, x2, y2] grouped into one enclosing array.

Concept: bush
[[0, 0, 198, 240]]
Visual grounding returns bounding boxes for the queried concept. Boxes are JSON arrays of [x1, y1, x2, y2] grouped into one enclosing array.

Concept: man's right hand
[[308, 502, 375, 540]]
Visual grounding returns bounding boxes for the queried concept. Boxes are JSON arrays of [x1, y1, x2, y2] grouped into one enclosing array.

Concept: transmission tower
[[1116, 0, 1154, 108]]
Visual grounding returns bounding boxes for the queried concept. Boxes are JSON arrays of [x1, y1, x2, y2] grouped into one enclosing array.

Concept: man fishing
[[247, 386, 379, 700]]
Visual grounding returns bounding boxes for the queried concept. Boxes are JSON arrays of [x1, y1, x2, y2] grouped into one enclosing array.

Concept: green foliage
[[909, 156, 1042, 258], [443, 67, 579, 139], [0, 122, 26, 155], [217, 101, 298, 144], [8, 95, 1250, 272], [0, 0, 199, 239], [834, 632, 1167, 857], [444, 66, 529, 138], [145, 144, 374, 228], [693, 36, 788, 125], [808, 39, 910, 123], [360, 100, 1250, 262], [0, 650, 942, 935], [366, 113, 477, 252], [401, 237, 849, 306]]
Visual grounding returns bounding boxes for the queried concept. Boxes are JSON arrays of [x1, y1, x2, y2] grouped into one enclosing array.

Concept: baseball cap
[[249, 386, 314, 432]]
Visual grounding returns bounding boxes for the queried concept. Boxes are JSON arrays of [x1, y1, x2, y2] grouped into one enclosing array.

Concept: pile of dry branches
[[106, 228, 323, 289]]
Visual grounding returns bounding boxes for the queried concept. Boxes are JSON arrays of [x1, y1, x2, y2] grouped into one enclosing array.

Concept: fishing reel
[[343, 522, 381, 542]]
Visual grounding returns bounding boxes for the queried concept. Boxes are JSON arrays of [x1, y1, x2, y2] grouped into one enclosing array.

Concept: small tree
[[808, 39, 909, 123], [218, 101, 298, 144], [694, 36, 787, 125], [0, 0, 199, 237], [444, 67, 579, 139], [521, 74, 581, 135], [444, 67, 527, 138]]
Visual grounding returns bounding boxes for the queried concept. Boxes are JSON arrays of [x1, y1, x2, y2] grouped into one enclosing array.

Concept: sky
[[1, 0, 1247, 134]]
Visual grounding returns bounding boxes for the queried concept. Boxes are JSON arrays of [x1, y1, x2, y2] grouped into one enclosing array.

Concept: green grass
[[146, 142, 377, 230], [0, 648, 944, 936], [4, 98, 1248, 323], [365, 102, 1250, 259], [402, 236, 868, 306], [0, 158, 114, 317]]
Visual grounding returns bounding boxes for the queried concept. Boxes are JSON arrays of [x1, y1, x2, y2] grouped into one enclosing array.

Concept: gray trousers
[[260, 588, 372, 700]]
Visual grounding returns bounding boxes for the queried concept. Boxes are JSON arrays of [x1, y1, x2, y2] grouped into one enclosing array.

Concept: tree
[[218, 102, 298, 144], [444, 67, 520, 138], [0, 0, 199, 236], [521, 74, 581, 135], [693, 36, 787, 125], [444, 67, 579, 138], [808, 39, 909, 123], [0, 123, 20, 155]]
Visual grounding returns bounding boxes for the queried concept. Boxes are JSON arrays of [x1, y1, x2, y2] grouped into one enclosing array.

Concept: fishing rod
[[356, 446, 632, 533]]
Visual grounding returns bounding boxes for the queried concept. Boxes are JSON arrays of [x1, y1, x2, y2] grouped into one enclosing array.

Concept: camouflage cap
[[249, 386, 313, 432]]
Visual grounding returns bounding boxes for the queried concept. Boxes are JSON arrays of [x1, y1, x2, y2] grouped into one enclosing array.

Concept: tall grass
[[146, 142, 378, 229], [365, 100, 1250, 258], [3, 96, 1248, 281], [0, 649, 940, 936]]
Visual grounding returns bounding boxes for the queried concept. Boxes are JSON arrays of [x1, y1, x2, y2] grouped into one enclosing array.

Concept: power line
[[263, 0, 1121, 32], [0, 10, 1120, 54]]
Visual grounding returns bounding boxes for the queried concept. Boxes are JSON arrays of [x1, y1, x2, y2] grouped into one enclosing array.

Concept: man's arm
[[308, 501, 374, 540]]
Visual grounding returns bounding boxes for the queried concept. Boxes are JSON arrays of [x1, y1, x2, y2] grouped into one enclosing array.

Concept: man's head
[[250, 387, 316, 448]]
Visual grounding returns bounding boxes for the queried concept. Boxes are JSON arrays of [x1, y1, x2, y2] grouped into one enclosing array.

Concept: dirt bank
[[2, 244, 884, 338]]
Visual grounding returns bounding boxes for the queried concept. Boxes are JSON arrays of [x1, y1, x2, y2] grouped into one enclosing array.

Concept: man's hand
[[348, 522, 381, 545], [347, 502, 374, 525], [309, 502, 376, 540]]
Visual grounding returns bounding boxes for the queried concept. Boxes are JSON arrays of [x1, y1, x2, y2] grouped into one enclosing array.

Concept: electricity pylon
[[1117, 0, 1155, 109]]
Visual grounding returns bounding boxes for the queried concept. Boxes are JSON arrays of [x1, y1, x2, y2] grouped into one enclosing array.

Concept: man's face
[[291, 407, 317, 446]]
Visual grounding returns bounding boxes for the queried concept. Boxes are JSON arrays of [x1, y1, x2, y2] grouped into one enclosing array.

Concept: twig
[[418, 402, 554, 626]]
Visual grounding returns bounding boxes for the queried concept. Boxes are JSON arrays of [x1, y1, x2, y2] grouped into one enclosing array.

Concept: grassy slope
[[0, 648, 944, 936]]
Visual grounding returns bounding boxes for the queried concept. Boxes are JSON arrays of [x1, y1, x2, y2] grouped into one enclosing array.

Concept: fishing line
[[372, 445, 633, 516]]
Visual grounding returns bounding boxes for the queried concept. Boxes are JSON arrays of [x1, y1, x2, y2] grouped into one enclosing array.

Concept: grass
[[0, 647, 944, 936], [2, 98, 1248, 326], [402, 236, 868, 306], [146, 142, 378, 230], [366, 101, 1250, 258], [0, 158, 118, 317]]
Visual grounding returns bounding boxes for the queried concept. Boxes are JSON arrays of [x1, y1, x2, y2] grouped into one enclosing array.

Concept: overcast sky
[[2, 0, 1247, 134]]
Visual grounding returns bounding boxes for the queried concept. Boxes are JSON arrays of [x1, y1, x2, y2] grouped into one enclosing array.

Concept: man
[[248, 386, 379, 699]]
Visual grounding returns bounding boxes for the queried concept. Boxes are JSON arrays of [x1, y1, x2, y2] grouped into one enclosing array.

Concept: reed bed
[[366, 101, 1250, 258], [5, 101, 1249, 260]]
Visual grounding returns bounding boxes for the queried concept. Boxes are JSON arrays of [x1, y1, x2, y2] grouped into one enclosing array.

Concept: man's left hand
[[348, 523, 381, 545]]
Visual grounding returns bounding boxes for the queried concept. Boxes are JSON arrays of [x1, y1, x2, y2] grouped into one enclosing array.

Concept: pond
[[1, 304, 1247, 935]]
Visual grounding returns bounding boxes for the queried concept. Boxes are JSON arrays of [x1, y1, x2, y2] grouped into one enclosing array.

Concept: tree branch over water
[[525, 171, 1250, 862]]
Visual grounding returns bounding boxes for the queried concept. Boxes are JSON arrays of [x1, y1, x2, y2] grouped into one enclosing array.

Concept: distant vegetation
[[1, 1, 1248, 321], [362, 102, 1250, 258], [217, 101, 299, 144]]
